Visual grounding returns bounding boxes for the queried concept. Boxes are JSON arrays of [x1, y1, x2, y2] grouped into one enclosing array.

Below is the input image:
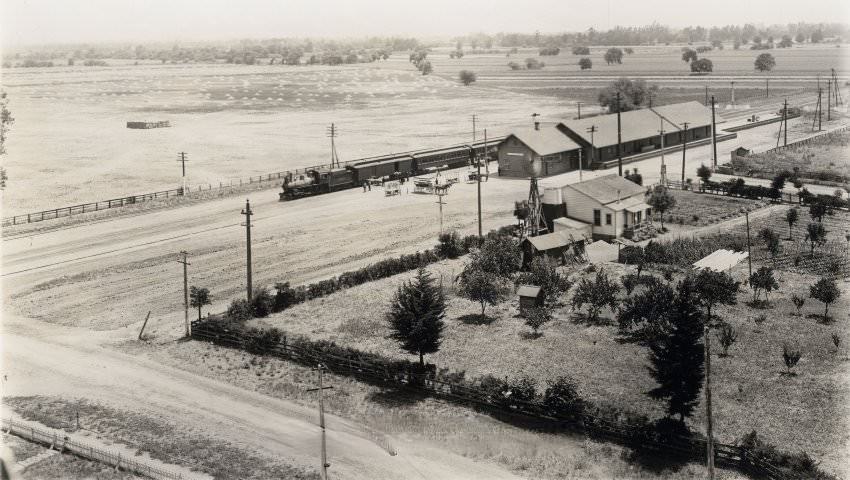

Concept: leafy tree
[[810, 29, 824, 43], [524, 306, 551, 336], [419, 60, 433, 75], [525, 58, 545, 69], [809, 201, 828, 222], [572, 46, 590, 55], [472, 235, 522, 278], [696, 164, 712, 183], [604, 47, 624, 65], [690, 58, 713, 73], [804, 222, 827, 255], [750, 266, 779, 302], [189, 286, 211, 320], [681, 48, 698, 63], [648, 185, 677, 230], [0, 91, 14, 189], [782, 344, 802, 374], [754, 53, 776, 72], [646, 280, 705, 421], [459, 70, 477, 86], [458, 265, 505, 320], [716, 324, 738, 356], [692, 269, 739, 323], [598, 77, 659, 112], [785, 207, 799, 240], [571, 269, 620, 323], [517, 256, 570, 306], [778, 35, 793, 48], [436, 231, 463, 259], [386, 267, 446, 366], [617, 276, 675, 345], [758, 227, 781, 265], [791, 294, 805, 315], [795, 33, 806, 43], [619, 246, 646, 276], [578, 57, 592, 70], [543, 376, 584, 419], [810, 276, 840, 320]]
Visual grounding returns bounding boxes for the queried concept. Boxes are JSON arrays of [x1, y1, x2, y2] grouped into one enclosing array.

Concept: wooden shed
[[517, 285, 544, 314]]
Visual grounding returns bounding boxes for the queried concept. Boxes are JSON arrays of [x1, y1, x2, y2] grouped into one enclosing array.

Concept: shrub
[[458, 70, 477, 86], [571, 46, 590, 55], [226, 299, 253, 321], [507, 61, 522, 70], [523, 306, 551, 336], [525, 58, 545, 69], [716, 324, 738, 356], [578, 57, 592, 70], [791, 294, 805, 315], [622, 273, 639, 295], [832, 333, 841, 350], [543, 376, 584, 420], [782, 344, 802, 374], [272, 282, 299, 312], [436, 231, 463, 259], [250, 287, 274, 317]]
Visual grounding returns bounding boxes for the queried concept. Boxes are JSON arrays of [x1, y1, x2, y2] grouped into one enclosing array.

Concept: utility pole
[[177, 152, 189, 193], [704, 85, 709, 106], [766, 78, 769, 98], [586, 125, 597, 168], [777, 98, 788, 148], [705, 324, 715, 480], [177, 251, 191, 337], [710, 96, 718, 169], [577, 149, 583, 181], [241, 200, 253, 302], [306, 364, 333, 480], [812, 88, 823, 131], [648, 92, 654, 108], [616, 92, 623, 176], [658, 121, 667, 186], [576, 102, 582, 120], [827, 78, 832, 122], [745, 210, 753, 279], [730, 81, 735, 107], [326, 124, 339, 168], [436, 187, 447, 235], [681, 122, 689, 185], [471, 114, 477, 146]]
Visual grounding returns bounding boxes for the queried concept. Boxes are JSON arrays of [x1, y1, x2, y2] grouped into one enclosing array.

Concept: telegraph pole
[[471, 114, 477, 146], [658, 122, 667, 186], [576, 102, 582, 120], [586, 125, 597, 167], [765, 78, 769, 98], [241, 200, 253, 302], [745, 210, 753, 279], [704, 85, 709, 106], [710, 96, 718, 169], [176, 251, 191, 337], [730, 81, 735, 107], [326, 124, 339, 168], [705, 324, 715, 480], [177, 152, 189, 193], [648, 92, 654, 108], [577, 149, 583, 181], [680, 122, 689, 185], [827, 78, 832, 122], [784, 99, 788, 147], [436, 188, 447, 235], [616, 92, 623, 176], [306, 364, 334, 480], [479, 131, 485, 238]]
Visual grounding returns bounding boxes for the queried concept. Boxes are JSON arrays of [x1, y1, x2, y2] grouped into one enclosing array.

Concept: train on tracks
[[279, 138, 502, 200]]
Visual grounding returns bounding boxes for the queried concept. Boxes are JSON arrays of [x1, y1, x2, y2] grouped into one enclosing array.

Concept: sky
[[2, 0, 849, 47]]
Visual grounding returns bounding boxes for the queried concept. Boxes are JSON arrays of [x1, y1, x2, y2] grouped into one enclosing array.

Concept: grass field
[[2, 43, 845, 214], [250, 256, 850, 477]]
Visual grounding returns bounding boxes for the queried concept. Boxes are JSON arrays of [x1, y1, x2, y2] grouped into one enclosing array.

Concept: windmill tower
[[525, 154, 548, 237]]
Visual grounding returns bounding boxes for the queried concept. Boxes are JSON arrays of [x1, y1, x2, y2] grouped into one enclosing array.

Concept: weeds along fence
[[189, 320, 809, 480], [2, 417, 184, 480]]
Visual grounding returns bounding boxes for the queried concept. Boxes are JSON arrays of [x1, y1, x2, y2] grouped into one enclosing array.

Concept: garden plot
[[656, 190, 768, 227], [253, 260, 850, 477]]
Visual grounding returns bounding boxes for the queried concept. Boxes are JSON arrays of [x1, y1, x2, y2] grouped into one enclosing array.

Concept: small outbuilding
[[517, 285, 544, 314], [521, 231, 572, 266]]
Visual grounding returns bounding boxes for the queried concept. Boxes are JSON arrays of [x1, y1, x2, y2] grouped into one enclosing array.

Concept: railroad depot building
[[557, 101, 717, 165], [497, 101, 721, 177], [496, 126, 582, 177], [541, 174, 650, 241]]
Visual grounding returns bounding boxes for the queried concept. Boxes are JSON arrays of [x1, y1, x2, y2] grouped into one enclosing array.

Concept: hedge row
[[620, 235, 748, 269]]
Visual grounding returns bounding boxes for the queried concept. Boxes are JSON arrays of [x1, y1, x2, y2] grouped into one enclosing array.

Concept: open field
[[252, 257, 850, 477], [2, 43, 845, 215]]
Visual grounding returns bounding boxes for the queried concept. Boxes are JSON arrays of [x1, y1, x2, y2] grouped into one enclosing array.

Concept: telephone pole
[[436, 187, 447, 235], [710, 96, 718, 169], [680, 122, 689, 185], [658, 122, 667, 186], [576, 102, 582, 120], [730, 81, 736, 107], [177, 152, 189, 193], [765, 78, 769, 98], [326, 124, 339, 168], [704, 85, 709, 106], [479, 131, 485, 238], [616, 92, 623, 176], [306, 364, 334, 480], [705, 324, 715, 480], [827, 78, 832, 122], [241, 200, 253, 302], [176, 251, 191, 337], [471, 114, 477, 146], [777, 98, 788, 148], [812, 88, 823, 131], [586, 125, 597, 167]]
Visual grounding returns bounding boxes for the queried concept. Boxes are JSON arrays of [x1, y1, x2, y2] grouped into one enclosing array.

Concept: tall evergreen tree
[[646, 279, 705, 421], [386, 267, 446, 367]]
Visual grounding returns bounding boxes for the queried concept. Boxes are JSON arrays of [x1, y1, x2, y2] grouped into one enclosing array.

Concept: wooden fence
[[3, 417, 184, 480], [189, 321, 804, 480]]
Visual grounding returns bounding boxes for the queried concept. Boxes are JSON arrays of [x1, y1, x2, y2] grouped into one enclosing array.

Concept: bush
[[572, 46, 590, 55], [436, 231, 463, 259], [458, 70, 477, 86], [507, 61, 522, 70], [251, 287, 274, 317], [539, 47, 560, 56], [782, 344, 802, 374], [226, 299, 253, 322], [578, 57, 592, 70], [543, 376, 584, 420], [525, 58, 545, 69]]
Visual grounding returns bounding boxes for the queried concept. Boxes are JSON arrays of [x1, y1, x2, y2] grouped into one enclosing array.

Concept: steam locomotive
[[279, 139, 501, 200]]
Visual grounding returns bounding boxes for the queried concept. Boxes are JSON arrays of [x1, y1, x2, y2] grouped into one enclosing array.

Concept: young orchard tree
[[809, 201, 828, 222], [578, 57, 592, 70], [791, 294, 806, 315], [758, 227, 781, 266], [458, 265, 505, 320], [810, 276, 841, 321], [782, 343, 802, 375], [524, 306, 551, 336], [458, 70, 477, 86], [619, 245, 647, 276], [648, 185, 676, 231], [681, 48, 698, 63], [832, 333, 841, 351], [785, 207, 799, 240], [750, 266, 779, 303], [571, 269, 620, 323], [692, 268, 739, 324], [517, 256, 570, 306], [716, 323, 738, 357], [646, 280, 705, 421], [189, 286, 211, 321], [696, 163, 712, 184], [0, 91, 15, 189], [386, 267, 446, 367], [472, 234, 522, 278], [617, 276, 675, 345], [804, 222, 827, 255]]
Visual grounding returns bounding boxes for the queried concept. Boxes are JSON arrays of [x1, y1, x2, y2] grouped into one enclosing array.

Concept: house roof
[[693, 249, 749, 272], [558, 101, 722, 148], [524, 231, 570, 251], [564, 174, 645, 205], [517, 285, 542, 297], [609, 197, 649, 212], [507, 127, 581, 156]]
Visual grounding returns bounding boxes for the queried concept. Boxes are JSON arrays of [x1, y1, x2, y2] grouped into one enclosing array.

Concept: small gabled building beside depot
[[497, 126, 582, 178]]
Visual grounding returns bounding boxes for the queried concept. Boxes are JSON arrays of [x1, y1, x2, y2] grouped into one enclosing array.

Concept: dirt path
[[0, 315, 522, 480]]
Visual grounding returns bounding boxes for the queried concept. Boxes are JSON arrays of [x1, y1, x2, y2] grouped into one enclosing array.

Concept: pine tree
[[386, 267, 446, 367], [646, 280, 705, 421]]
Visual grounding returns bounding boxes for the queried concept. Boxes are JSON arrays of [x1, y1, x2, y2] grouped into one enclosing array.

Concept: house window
[[635, 211, 642, 223], [593, 209, 601, 226], [605, 213, 612, 225]]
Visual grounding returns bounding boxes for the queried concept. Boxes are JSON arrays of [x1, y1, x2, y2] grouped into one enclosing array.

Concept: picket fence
[[190, 321, 805, 480], [3, 417, 184, 480]]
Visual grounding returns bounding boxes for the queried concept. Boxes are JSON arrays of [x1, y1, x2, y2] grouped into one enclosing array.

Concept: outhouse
[[517, 285, 544, 314]]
